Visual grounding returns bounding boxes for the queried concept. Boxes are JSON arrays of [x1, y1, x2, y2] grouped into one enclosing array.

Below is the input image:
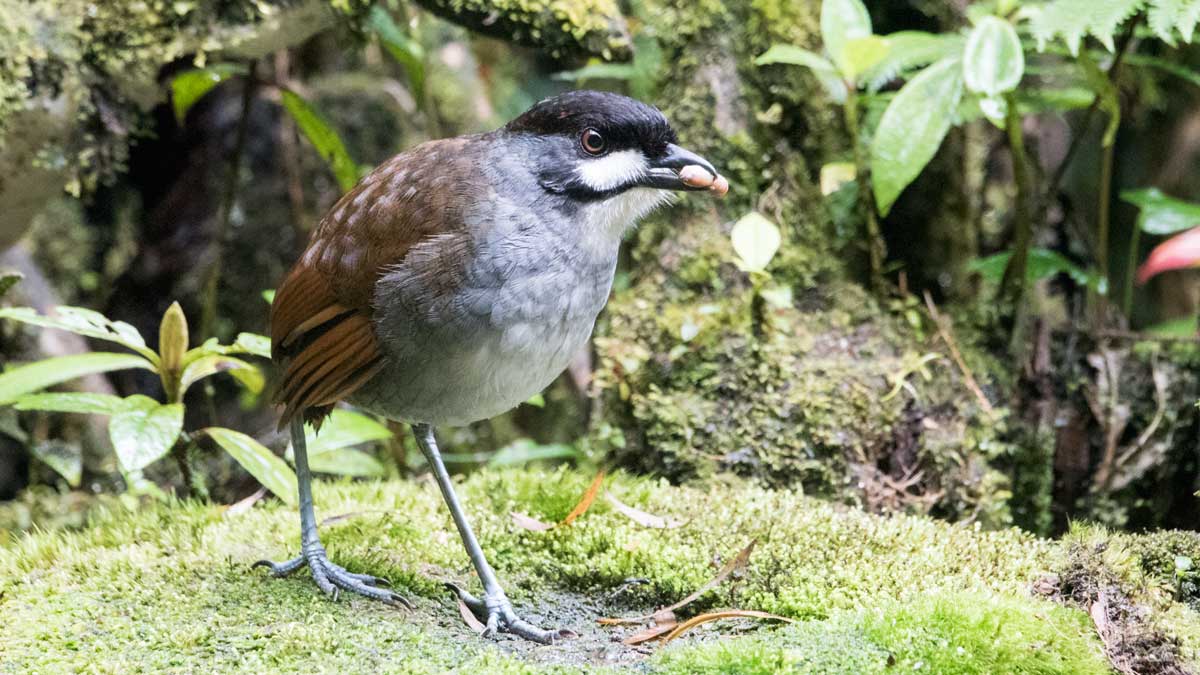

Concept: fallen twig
[[923, 291, 996, 417]]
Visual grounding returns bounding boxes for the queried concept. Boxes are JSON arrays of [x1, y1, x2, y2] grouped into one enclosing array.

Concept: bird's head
[[503, 90, 728, 203]]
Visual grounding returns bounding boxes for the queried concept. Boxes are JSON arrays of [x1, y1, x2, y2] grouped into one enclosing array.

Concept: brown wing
[[270, 137, 476, 428]]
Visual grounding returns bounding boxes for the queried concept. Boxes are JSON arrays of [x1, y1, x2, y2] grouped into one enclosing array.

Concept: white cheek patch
[[576, 149, 647, 191]]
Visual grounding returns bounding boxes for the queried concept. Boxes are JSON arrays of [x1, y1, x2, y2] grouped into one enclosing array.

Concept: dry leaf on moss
[[661, 609, 794, 643], [511, 470, 605, 531], [605, 492, 683, 528], [599, 539, 757, 625]]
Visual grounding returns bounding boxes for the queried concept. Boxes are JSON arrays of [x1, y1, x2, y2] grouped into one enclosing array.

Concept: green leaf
[[170, 65, 243, 125], [1121, 188, 1200, 235], [841, 35, 891, 83], [307, 448, 387, 477], [870, 57, 964, 216], [525, 393, 546, 408], [109, 395, 183, 473], [295, 409, 392, 457], [179, 355, 264, 396], [0, 272, 22, 299], [487, 439, 582, 467], [0, 353, 155, 404], [969, 248, 1106, 292], [206, 427, 297, 505], [1148, 0, 1200, 45], [0, 306, 158, 363], [860, 31, 964, 92], [30, 440, 82, 487], [12, 392, 128, 415], [756, 45, 848, 103], [262, 289, 276, 305], [963, 17, 1024, 96], [1146, 315, 1199, 336], [368, 6, 426, 97], [821, 0, 873, 74], [182, 332, 271, 364], [730, 212, 782, 273], [279, 89, 359, 192]]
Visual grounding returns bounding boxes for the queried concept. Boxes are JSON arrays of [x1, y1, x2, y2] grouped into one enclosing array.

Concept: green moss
[[412, 0, 630, 59], [6, 469, 1186, 672], [657, 592, 1111, 674]]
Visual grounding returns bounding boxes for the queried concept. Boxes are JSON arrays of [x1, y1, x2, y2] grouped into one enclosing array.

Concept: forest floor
[[2, 467, 1198, 674]]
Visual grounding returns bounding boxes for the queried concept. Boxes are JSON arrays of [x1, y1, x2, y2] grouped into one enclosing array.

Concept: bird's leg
[[254, 417, 411, 607], [413, 423, 572, 644]]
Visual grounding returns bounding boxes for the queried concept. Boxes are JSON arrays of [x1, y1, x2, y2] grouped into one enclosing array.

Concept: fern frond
[[1031, 0, 1144, 54], [1147, 0, 1200, 44]]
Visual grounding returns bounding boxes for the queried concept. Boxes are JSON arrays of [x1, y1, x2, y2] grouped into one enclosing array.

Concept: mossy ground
[[4, 468, 1197, 673]]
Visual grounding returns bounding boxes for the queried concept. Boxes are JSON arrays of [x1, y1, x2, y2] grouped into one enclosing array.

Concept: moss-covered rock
[[4, 469, 1199, 672]]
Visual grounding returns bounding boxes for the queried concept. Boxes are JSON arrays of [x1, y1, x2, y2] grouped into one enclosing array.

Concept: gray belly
[[350, 311, 597, 426], [350, 244, 617, 426]]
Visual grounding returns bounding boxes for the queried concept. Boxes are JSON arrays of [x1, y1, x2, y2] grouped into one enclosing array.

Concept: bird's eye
[[580, 129, 607, 155]]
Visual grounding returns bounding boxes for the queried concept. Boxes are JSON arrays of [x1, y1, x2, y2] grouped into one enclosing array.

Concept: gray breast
[[351, 160, 621, 426]]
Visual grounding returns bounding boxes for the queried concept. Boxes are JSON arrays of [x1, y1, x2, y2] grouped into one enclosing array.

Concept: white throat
[[577, 188, 674, 256]]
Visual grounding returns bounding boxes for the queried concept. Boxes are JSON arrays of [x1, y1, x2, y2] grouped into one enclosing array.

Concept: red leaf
[[1138, 226, 1200, 284]]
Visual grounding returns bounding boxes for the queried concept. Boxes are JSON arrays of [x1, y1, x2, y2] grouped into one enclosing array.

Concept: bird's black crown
[[505, 90, 677, 157]]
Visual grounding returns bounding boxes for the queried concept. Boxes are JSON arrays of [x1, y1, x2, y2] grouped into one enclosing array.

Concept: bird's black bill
[[638, 143, 721, 191]]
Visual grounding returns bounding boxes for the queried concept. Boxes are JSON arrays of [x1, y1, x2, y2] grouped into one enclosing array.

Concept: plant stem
[[200, 61, 257, 341], [1096, 138, 1114, 318], [844, 92, 885, 292], [1000, 94, 1034, 312], [1122, 225, 1140, 317]]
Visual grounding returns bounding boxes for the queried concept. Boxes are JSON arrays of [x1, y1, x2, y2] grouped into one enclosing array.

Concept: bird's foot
[[446, 582, 575, 644], [254, 543, 413, 607]]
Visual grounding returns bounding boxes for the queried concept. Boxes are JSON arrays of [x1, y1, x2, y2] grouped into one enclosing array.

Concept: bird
[[258, 89, 727, 643]]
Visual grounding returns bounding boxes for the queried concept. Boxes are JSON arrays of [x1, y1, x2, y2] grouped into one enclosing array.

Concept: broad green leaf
[[841, 35, 890, 83], [279, 89, 359, 192], [13, 392, 128, 415], [969, 248, 1106, 292], [870, 57, 964, 216], [821, 0, 873, 74], [730, 212, 782, 273], [861, 32, 964, 93], [171, 64, 244, 125], [525, 393, 546, 408], [31, 440, 82, 487], [307, 448, 387, 477], [0, 353, 155, 404], [109, 395, 183, 473], [487, 439, 582, 467], [1121, 188, 1200, 235], [368, 6, 426, 98], [755, 45, 848, 103], [292, 409, 392, 457], [179, 355, 264, 396], [0, 306, 158, 363], [234, 333, 271, 358], [206, 427, 297, 505], [963, 17, 1024, 96], [262, 289, 276, 304]]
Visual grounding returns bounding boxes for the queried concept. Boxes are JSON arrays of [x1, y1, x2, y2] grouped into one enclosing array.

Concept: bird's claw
[[445, 582, 575, 644], [254, 545, 412, 608]]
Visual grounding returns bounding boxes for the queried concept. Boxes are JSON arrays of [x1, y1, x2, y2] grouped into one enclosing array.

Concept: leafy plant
[[0, 302, 283, 498]]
